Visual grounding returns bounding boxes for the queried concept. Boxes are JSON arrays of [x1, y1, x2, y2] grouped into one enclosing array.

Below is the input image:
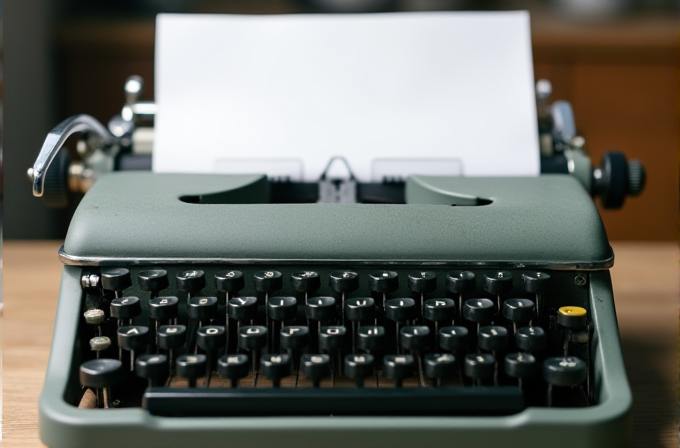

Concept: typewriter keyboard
[[74, 266, 594, 416]]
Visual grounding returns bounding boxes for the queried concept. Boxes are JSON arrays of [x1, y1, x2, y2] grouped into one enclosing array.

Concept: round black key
[[305, 297, 336, 321], [110, 296, 142, 320], [80, 358, 125, 389], [280, 326, 310, 350], [543, 356, 587, 387], [149, 296, 179, 321], [157, 325, 187, 350], [484, 271, 513, 295], [261, 354, 291, 386], [463, 298, 495, 323], [188, 296, 218, 321], [117, 325, 150, 351], [424, 353, 456, 383], [504, 352, 537, 379], [215, 270, 245, 293], [446, 271, 475, 294], [502, 298, 535, 324], [138, 269, 169, 293], [523, 272, 551, 293], [478, 325, 509, 351], [218, 354, 249, 386], [383, 354, 414, 386], [439, 326, 469, 351], [135, 354, 169, 386], [291, 271, 321, 294], [100, 268, 132, 292], [516, 326, 546, 352], [407, 271, 437, 294], [267, 296, 297, 321], [385, 298, 417, 323], [345, 297, 375, 322], [557, 306, 588, 329], [368, 270, 399, 294], [176, 354, 207, 386], [319, 326, 347, 351], [197, 325, 226, 352], [423, 298, 456, 322], [329, 270, 359, 293], [228, 297, 258, 322], [357, 326, 387, 352], [238, 326, 268, 351], [253, 270, 283, 293], [301, 354, 331, 386], [344, 354, 374, 387], [176, 270, 206, 293], [464, 353, 496, 381], [400, 326, 430, 351]]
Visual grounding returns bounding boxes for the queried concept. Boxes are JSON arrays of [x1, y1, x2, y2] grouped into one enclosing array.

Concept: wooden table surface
[[2, 241, 678, 447]]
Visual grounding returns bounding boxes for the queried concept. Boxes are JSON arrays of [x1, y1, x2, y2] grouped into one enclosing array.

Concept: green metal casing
[[39, 173, 632, 447]]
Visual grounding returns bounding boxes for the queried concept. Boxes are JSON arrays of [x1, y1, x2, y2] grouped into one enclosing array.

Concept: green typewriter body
[[39, 172, 632, 448]]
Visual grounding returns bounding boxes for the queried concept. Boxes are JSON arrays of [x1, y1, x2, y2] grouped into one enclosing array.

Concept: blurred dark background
[[3, 0, 678, 240]]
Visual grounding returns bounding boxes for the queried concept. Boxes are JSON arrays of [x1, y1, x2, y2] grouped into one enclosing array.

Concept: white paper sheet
[[154, 12, 539, 181]]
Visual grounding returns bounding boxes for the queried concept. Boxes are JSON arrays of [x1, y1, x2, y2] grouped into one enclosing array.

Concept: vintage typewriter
[[29, 63, 643, 447]]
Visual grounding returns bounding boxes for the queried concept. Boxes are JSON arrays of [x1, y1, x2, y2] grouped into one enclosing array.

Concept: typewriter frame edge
[[39, 267, 632, 448]]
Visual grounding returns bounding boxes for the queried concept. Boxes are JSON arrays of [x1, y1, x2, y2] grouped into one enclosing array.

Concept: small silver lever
[[28, 114, 113, 197]]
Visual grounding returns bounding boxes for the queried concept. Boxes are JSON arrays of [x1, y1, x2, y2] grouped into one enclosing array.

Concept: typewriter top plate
[[61, 172, 612, 268]]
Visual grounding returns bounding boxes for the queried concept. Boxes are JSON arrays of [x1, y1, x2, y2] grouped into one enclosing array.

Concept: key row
[[80, 352, 587, 407], [93, 267, 552, 297]]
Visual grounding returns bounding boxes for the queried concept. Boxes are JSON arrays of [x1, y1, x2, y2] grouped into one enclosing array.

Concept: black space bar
[[143, 387, 525, 416]]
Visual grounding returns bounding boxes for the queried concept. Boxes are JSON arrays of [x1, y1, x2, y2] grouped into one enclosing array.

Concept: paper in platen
[[154, 12, 539, 182]]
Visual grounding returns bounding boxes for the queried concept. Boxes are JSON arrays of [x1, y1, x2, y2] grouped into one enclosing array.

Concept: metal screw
[[574, 275, 587, 286], [81, 274, 100, 289]]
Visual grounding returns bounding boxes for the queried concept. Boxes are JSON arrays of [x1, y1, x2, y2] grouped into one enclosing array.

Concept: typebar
[[143, 387, 525, 416]]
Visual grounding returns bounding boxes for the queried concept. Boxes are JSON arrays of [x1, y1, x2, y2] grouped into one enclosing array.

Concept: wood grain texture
[[2, 241, 677, 447]]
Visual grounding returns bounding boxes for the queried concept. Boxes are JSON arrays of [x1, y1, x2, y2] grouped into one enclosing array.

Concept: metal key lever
[[28, 114, 116, 203]]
